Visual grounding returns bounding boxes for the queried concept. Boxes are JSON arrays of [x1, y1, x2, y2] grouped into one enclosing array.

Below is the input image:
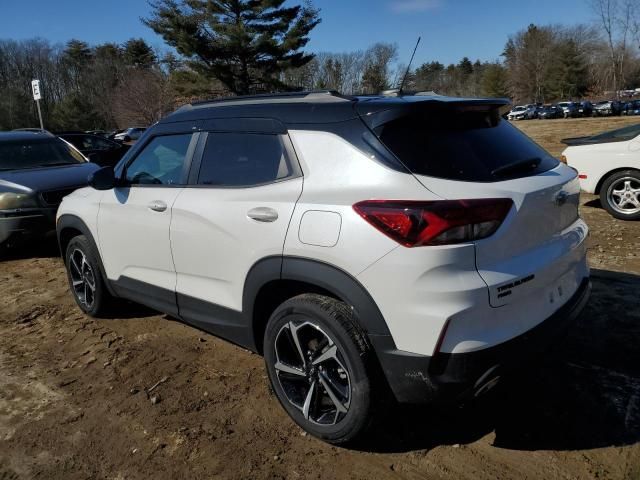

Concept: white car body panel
[[284, 131, 588, 356], [283, 130, 436, 276], [170, 178, 303, 311], [562, 137, 640, 193], [360, 165, 588, 355], [97, 187, 182, 291], [57, 111, 590, 364], [57, 187, 103, 243]]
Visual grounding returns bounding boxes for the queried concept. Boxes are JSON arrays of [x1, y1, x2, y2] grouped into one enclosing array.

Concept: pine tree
[[360, 43, 397, 93], [123, 38, 156, 68], [481, 64, 509, 98], [144, 0, 321, 95], [548, 39, 588, 99], [458, 57, 473, 76], [62, 40, 93, 92]]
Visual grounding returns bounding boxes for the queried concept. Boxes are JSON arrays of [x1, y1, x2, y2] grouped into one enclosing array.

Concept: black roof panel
[[159, 91, 511, 127]]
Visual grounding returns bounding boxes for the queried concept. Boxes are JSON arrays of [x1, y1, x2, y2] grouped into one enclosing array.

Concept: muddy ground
[[1, 117, 640, 480]]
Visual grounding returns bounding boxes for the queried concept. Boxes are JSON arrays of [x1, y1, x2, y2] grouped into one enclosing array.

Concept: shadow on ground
[[0, 235, 60, 262], [362, 269, 640, 453], [4, 238, 638, 454], [584, 198, 604, 210], [1, 236, 158, 320]]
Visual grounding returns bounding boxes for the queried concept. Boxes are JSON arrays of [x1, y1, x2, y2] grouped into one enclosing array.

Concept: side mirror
[[89, 166, 116, 191], [87, 153, 100, 163]]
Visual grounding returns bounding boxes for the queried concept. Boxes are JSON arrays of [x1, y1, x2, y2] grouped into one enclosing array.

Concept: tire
[[264, 294, 377, 445], [599, 169, 640, 220], [64, 235, 114, 316]]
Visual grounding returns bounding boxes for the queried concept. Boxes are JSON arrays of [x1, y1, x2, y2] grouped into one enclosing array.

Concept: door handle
[[247, 207, 278, 222], [148, 200, 168, 212]]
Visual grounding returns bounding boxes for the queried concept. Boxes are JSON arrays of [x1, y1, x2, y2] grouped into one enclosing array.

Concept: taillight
[[353, 199, 513, 247]]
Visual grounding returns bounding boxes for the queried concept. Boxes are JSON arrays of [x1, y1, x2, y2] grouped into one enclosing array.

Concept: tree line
[[0, 37, 202, 131], [3, 0, 640, 131]]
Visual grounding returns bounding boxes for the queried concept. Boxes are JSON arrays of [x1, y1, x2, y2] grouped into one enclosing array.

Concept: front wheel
[[64, 235, 114, 316], [600, 170, 640, 220], [264, 294, 377, 444]]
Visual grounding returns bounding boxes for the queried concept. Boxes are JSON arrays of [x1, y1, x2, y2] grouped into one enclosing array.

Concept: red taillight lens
[[353, 199, 513, 247]]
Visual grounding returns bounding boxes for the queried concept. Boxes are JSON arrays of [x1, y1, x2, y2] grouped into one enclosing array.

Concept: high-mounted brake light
[[353, 199, 513, 247]]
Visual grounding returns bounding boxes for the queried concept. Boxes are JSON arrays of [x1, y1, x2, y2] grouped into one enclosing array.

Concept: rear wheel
[[264, 294, 376, 444], [64, 235, 114, 316], [600, 170, 640, 220]]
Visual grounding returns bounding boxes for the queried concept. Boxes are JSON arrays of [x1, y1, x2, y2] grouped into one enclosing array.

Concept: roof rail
[[190, 90, 353, 107]]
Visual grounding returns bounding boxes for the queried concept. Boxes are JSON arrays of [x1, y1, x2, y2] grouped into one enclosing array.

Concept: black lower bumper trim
[[371, 277, 592, 404]]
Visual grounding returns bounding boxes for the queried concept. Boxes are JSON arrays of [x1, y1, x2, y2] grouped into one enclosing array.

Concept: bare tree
[[113, 68, 176, 127], [503, 25, 558, 103], [590, 0, 636, 94]]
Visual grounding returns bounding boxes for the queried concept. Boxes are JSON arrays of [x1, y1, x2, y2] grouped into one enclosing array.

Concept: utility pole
[[31, 79, 44, 130]]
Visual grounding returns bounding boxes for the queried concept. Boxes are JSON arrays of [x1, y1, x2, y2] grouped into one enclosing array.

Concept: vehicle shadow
[[0, 235, 60, 262], [107, 300, 159, 320], [584, 198, 604, 210], [360, 269, 640, 453], [0, 236, 158, 320]]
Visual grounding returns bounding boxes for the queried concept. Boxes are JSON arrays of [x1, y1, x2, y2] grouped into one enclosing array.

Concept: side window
[[125, 134, 192, 186], [197, 133, 292, 187]]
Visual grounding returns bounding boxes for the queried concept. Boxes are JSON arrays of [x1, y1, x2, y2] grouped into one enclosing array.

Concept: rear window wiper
[[491, 157, 542, 178]]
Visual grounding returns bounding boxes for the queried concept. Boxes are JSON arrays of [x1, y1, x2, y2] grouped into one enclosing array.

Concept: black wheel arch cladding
[[244, 256, 394, 352], [57, 214, 117, 297]]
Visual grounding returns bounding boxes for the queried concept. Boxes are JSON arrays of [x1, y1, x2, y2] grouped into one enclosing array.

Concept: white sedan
[[507, 105, 535, 121], [562, 123, 640, 220]]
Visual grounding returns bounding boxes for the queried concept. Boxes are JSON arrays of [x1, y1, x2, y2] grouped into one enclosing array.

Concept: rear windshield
[[0, 138, 85, 171], [375, 108, 559, 182]]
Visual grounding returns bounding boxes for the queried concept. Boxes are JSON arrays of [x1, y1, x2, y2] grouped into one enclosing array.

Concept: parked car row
[[65, 127, 148, 142], [58, 132, 131, 167], [506, 100, 640, 120]]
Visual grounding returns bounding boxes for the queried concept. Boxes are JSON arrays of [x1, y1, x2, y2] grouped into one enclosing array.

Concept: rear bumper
[[0, 210, 56, 245], [371, 277, 591, 404]]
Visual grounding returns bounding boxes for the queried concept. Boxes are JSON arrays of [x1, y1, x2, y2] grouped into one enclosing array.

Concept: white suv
[[57, 91, 591, 444]]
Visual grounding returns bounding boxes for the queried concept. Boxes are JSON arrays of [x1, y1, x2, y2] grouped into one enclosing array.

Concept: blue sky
[[0, 0, 595, 65]]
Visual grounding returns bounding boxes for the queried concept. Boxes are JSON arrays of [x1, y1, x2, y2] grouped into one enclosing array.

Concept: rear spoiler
[[561, 135, 629, 146], [561, 136, 593, 146], [356, 97, 512, 130]]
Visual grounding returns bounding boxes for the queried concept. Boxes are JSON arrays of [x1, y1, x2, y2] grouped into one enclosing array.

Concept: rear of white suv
[[57, 92, 590, 445]]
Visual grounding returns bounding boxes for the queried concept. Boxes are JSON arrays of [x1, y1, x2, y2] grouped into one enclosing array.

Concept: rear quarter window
[[375, 108, 559, 182]]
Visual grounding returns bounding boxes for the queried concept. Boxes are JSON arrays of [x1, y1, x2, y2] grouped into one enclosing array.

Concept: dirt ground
[[2, 117, 640, 480]]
